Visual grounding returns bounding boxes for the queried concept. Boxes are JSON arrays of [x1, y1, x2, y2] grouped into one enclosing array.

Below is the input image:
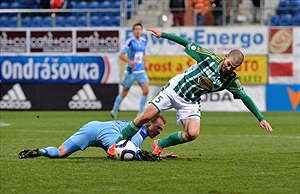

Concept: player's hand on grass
[[160, 152, 178, 158], [146, 28, 162, 38], [259, 120, 273, 132]]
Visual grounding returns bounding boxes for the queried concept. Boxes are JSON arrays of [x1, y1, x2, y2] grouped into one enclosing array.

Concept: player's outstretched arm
[[259, 120, 273, 132], [146, 28, 162, 38], [146, 28, 189, 47]]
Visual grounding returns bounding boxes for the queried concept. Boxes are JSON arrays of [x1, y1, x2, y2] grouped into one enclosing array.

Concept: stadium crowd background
[[0, 0, 299, 27]]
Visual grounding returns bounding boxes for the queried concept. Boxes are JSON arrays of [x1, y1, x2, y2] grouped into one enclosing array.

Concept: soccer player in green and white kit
[[107, 28, 273, 157]]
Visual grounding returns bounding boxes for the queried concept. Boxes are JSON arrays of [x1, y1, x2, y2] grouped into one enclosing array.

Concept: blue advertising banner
[[266, 84, 300, 111], [0, 56, 111, 84]]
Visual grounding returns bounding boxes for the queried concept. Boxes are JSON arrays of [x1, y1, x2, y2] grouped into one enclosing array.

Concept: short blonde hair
[[228, 50, 244, 65], [150, 113, 166, 125]]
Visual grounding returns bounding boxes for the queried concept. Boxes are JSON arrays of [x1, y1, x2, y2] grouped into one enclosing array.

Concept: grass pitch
[[0, 111, 299, 194]]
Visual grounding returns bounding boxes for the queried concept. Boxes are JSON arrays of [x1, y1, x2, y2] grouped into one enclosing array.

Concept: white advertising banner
[[200, 85, 266, 112], [119, 85, 266, 112], [120, 26, 269, 55]]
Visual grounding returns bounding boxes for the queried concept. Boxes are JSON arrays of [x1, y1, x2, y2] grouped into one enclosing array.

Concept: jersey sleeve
[[184, 42, 221, 63], [227, 77, 265, 121], [226, 77, 247, 99], [130, 126, 148, 158], [121, 38, 132, 54], [161, 32, 190, 47]]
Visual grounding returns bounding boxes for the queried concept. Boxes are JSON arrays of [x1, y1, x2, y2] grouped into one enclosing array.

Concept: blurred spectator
[[40, 0, 51, 9], [225, 0, 242, 24], [169, 0, 186, 26], [193, 0, 214, 26], [39, 0, 66, 16], [251, 0, 260, 23], [212, 0, 222, 25], [51, 0, 66, 9], [39, 0, 66, 9]]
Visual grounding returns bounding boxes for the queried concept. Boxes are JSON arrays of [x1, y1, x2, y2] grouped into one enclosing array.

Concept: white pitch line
[[0, 122, 11, 127]]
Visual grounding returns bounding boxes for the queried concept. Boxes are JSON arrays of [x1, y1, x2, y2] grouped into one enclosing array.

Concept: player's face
[[147, 118, 164, 139], [133, 25, 142, 38], [219, 56, 240, 74]]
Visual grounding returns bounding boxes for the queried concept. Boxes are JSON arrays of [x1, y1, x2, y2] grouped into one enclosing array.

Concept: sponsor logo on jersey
[[198, 75, 214, 90], [68, 84, 102, 109], [0, 83, 31, 109]]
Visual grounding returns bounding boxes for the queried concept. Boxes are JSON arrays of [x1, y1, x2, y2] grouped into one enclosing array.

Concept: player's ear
[[224, 54, 228, 59]]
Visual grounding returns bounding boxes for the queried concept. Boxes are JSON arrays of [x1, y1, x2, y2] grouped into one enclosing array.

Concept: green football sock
[[115, 120, 141, 143], [158, 131, 185, 148]]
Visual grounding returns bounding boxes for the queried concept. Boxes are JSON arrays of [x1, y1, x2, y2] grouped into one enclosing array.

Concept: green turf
[[0, 111, 299, 194]]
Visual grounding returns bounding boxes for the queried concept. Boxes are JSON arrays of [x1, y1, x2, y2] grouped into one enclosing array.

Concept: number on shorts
[[154, 95, 163, 103]]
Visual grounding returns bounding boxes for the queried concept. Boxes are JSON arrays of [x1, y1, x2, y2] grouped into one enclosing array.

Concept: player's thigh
[[121, 72, 135, 89], [176, 98, 201, 126], [137, 72, 149, 86], [62, 121, 99, 152]]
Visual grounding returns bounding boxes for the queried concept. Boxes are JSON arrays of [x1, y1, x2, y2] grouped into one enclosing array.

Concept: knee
[[58, 146, 69, 158], [142, 91, 148, 96], [121, 90, 129, 98]]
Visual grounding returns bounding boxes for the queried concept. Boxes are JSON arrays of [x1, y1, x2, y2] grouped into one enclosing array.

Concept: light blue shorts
[[121, 71, 149, 89], [62, 121, 102, 154]]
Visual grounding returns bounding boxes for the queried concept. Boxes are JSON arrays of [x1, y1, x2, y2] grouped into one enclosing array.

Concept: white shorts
[[150, 84, 201, 126]]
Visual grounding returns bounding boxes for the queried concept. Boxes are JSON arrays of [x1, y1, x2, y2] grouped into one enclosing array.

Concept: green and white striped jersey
[[171, 41, 247, 103]]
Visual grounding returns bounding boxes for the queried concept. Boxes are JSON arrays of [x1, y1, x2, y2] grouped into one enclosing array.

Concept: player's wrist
[[161, 32, 168, 38]]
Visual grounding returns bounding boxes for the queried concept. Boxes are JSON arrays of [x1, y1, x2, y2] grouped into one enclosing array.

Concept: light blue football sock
[[138, 95, 147, 115], [112, 94, 123, 115], [42, 147, 60, 158]]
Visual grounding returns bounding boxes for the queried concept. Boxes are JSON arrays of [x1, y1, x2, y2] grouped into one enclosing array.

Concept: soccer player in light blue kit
[[18, 114, 175, 160], [111, 23, 149, 119]]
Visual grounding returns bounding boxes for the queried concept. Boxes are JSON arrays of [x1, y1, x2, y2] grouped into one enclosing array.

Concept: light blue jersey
[[122, 37, 147, 73], [62, 120, 148, 158]]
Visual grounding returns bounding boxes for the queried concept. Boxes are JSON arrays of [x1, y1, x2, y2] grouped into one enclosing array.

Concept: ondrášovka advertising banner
[[0, 28, 121, 84], [119, 85, 266, 112], [266, 84, 300, 111], [0, 83, 118, 110], [0, 56, 119, 84], [269, 27, 300, 84], [123, 55, 267, 85], [122, 26, 268, 55]]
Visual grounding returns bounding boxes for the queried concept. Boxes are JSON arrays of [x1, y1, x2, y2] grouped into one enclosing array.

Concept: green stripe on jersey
[[173, 42, 237, 103]]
